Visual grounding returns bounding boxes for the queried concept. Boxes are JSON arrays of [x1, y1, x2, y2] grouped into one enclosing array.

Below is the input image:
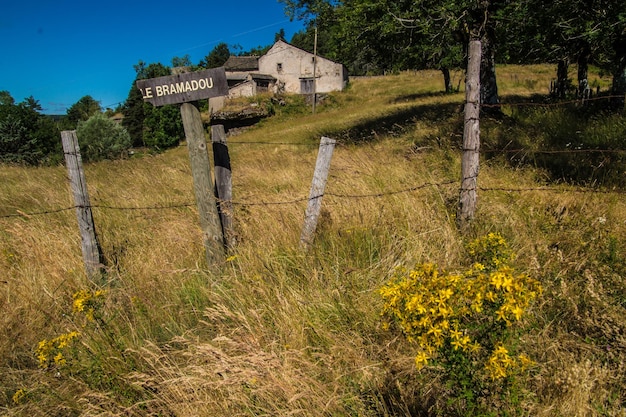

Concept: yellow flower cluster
[[73, 289, 106, 322], [484, 344, 537, 380], [466, 264, 542, 327], [12, 388, 26, 404], [36, 331, 80, 369], [466, 232, 512, 269], [380, 233, 542, 378]]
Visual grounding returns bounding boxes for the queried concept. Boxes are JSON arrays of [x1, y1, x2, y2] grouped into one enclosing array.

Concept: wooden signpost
[[138, 67, 229, 266]]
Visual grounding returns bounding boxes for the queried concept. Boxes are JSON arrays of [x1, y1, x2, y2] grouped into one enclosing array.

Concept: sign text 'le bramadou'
[[136, 67, 229, 107]]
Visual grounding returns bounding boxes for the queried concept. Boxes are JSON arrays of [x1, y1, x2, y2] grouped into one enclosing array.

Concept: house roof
[[224, 56, 259, 72], [266, 39, 343, 66], [226, 73, 276, 82]]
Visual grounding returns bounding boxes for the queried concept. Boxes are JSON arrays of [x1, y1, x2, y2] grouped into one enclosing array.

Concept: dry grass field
[[1, 65, 625, 416]]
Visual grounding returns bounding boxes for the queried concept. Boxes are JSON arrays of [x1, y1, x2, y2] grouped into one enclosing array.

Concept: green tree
[[76, 113, 132, 162], [142, 104, 183, 150], [172, 54, 193, 69], [122, 61, 185, 150], [495, 0, 626, 100], [198, 42, 231, 68], [65, 95, 102, 129], [275, 28, 287, 42], [285, 0, 480, 90], [0, 93, 60, 165], [0, 91, 15, 106]]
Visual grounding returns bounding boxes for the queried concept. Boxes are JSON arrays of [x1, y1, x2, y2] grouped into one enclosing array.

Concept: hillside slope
[[1, 65, 625, 416]]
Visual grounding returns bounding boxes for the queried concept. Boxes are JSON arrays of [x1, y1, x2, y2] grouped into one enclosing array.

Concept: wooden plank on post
[[211, 124, 235, 250], [180, 103, 225, 266], [300, 136, 337, 248], [136, 67, 228, 107], [457, 39, 482, 231], [61, 130, 105, 281]]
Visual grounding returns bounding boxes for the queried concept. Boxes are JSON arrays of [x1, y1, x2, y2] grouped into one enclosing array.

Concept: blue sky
[[0, 1, 304, 114]]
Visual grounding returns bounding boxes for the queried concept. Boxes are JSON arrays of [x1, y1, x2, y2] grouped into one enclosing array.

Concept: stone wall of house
[[229, 80, 256, 98], [258, 40, 347, 95]]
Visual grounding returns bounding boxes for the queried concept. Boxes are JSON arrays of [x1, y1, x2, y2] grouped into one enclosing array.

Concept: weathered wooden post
[[181, 103, 225, 265], [61, 130, 105, 281], [211, 124, 235, 250], [457, 39, 481, 231], [136, 67, 229, 267], [300, 136, 337, 248]]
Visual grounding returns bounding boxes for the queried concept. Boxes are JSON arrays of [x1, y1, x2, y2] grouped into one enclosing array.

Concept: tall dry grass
[[2, 65, 625, 416]]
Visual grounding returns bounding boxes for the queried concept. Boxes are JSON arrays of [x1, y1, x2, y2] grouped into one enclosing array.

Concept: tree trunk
[[612, 62, 626, 109], [612, 58, 626, 96], [578, 48, 590, 99], [480, 34, 500, 113], [555, 59, 569, 99], [441, 67, 453, 93]]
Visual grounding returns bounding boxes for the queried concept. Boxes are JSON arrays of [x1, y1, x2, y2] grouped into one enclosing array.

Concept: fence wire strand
[[2, 178, 624, 220]]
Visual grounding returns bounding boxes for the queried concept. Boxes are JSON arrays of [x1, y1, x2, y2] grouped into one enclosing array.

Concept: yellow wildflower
[[501, 275, 513, 292], [451, 338, 464, 350], [494, 344, 509, 356], [449, 328, 462, 340], [496, 307, 508, 323], [511, 305, 524, 321], [415, 351, 430, 370], [473, 262, 485, 271], [12, 389, 26, 405], [53, 352, 66, 366], [518, 353, 535, 370]]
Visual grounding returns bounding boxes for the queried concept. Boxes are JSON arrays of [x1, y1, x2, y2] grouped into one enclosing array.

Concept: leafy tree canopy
[[65, 95, 102, 129], [0, 93, 60, 165], [122, 61, 184, 150], [199, 43, 231, 68]]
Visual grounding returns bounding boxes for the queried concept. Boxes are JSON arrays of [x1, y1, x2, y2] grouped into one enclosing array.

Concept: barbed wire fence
[[1, 93, 624, 275], [1, 153, 624, 221]]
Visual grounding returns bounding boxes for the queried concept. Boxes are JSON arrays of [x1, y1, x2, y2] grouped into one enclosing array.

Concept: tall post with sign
[[137, 68, 229, 267]]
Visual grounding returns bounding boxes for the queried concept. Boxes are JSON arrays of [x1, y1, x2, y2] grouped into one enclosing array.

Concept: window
[[300, 78, 314, 94], [277, 63, 283, 73]]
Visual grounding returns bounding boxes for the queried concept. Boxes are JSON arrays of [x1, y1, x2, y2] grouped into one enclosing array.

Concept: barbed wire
[[0, 202, 196, 219], [484, 94, 625, 108], [480, 186, 626, 194], [2, 178, 624, 220]]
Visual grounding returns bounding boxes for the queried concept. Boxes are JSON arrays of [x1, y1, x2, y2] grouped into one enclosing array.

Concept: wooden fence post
[[300, 136, 336, 248], [180, 103, 225, 266], [211, 124, 235, 250], [61, 130, 105, 282], [457, 39, 481, 231]]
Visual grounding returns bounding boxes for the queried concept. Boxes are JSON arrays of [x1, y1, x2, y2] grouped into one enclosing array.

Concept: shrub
[[380, 233, 542, 416], [76, 113, 132, 162]]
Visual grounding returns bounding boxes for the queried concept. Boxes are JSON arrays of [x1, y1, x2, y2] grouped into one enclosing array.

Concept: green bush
[[76, 113, 132, 162]]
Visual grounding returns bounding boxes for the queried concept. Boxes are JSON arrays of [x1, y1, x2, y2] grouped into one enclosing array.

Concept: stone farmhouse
[[223, 40, 348, 98]]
